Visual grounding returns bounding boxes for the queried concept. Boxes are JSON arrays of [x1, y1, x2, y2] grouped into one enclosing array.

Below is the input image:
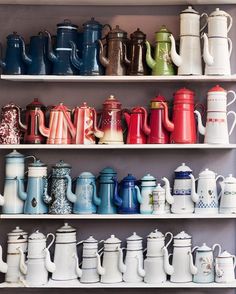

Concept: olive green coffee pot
[[145, 26, 175, 76]]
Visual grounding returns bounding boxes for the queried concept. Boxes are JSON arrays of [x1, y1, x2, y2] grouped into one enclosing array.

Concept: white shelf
[[2, 75, 236, 83], [0, 144, 235, 150], [1, 214, 236, 219]]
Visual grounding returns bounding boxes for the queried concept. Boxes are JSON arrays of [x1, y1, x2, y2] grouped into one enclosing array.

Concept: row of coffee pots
[[0, 151, 234, 215], [0, 7, 233, 76], [0, 226, 234, 287], [0, 85, 235, 145]]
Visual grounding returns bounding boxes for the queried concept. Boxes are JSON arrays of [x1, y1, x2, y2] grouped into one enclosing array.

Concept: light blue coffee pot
[[66, 172, 97, 214], [17, 159, 50, 214]]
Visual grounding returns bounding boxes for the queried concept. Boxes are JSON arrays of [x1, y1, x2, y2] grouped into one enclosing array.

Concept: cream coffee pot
[[120, 232, 145, 283], [170, 6, 206, 75], [144, 230, 174, 284], [152, 180, 174, 214], [52, 223, 82, 281], [170, 231, 197, 283], [195, 85, 236, 144], [194, 168, 224, 214], [19, 230, 55, 286], [139, 174, 156, 214], [220, 174, 236, 214], [193, 243, 221, 283], [215, 251, 236, 283]]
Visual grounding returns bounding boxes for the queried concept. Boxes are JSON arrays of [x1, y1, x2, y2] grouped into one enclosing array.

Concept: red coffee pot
[[148, 95, 169, 144], [124, 106, 151, 144], [161, 88, 197, 144]]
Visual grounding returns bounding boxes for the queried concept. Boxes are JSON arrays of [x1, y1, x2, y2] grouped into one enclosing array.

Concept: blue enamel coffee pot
[[114, 174, 142, 214], [21, 32, 52, 75], [45, 19, 79, 75], [93, 167, 119, 214], [70, 17, 110, 75], [0, 32, 26, 74]]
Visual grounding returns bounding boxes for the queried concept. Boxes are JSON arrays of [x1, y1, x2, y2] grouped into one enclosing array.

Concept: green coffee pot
[[145, 26, 175, 76]]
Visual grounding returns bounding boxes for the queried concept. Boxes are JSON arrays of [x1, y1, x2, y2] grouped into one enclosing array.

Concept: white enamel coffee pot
[[193, 243, 221, 283], [215, 251, 236, 283], [144, 230, 174, 283], [120, 232, 145, 283], [152, 179, 174, 215], [52, 223, 82, 281], [170, 231, 197, 283], [140, 174, 156, 214], [220, 174, 236, 214], [19, 230, 55, 286], [97, 234, 124, 283], [195, 169, 224, 214]]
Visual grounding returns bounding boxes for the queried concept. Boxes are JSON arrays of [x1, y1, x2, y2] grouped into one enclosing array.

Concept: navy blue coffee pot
[[70, 17, 110, 75], [21, 32, 52, 75], [0, 32, 26, 75], [114, 174, 142, 214], [45, 19, 79, 75]]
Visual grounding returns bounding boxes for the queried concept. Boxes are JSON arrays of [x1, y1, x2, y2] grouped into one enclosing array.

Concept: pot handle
[[227, 111, 236, 136], [227, 13, 233, 32], [227, 90, 236, 107], [165, 231, 173, 248], [200, 12, 208, 32], [192, 246, 199, 253], [76, 240, 84, 246], [46, 233, 55, 250], [228, 37, 233, 57], [212, 243, 222, 256], [233, 255, 236, 268]]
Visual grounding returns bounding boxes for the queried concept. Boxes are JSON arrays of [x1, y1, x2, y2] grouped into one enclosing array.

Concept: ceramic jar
[[215, 251, 236, 283]]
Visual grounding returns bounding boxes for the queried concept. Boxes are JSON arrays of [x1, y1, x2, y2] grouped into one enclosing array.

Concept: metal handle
[[46, 233, 55, 250], [227, 90, 236, 107], [228, 37, 233, 57], [227, 110, 236, 136], [200, 13, 208, 32]]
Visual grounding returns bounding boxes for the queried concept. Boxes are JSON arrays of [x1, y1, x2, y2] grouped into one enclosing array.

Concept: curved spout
[[189, 174, 199, 203], [194, 110, 206, 136], [98, 40, 109, 67], [162, 246, 174, 275], [113, 178, 122, 207], [96, 252, 105, 275], [141, 107, 151, 135], [70, 41, 83, 70], [20, 36, 32, 65], [42, 176, 52, 204], [0, 195, 4, 206], [37, 109, 50, 138], [17, 247, 27, 275], [0, 245, 7, 274], [44, 30, 58, 63], [202, 33, 214, 66], [135, 185, 143, 204], [136, 256, 145, 277], [161, 102, 174, 132], [169, 34, 182, 67], [16, 177, 27, 201], [189, 251, 198, 275], [44, 248, 56, 273], [73, 252, 82, 278], [118, 248, 127, 273], [162, 177, 174, 205], [145, 41, 156, 69], [65, 174, 77, 203]]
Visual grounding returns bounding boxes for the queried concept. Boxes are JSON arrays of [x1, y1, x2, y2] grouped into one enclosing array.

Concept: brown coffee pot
[[98, 25, 130, 75], [128, 28, 148, 75]]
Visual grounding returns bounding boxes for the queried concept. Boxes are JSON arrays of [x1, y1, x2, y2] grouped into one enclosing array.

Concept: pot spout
[[202, 33, 214, 66], [169, 34, 182, 67], [194, 110, 206, 136]]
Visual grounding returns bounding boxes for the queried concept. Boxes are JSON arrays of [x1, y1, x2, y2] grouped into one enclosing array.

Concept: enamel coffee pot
[[195, 168, 224, 214], [99, 95, 124, 144], [16, 159, 50, 214], [215, 251, 236, 283], [219, 174, 236, 214], [72, 102, 103, 144], [169, 6, 207, 75], [124, 107, 151, 144], [139, 174, 156, 214], [120, 232, 145, 283], [19, 230, 55, 286], [66, 172, 98, 214], [193, 243, 221, 283], [152, 180, 174, 214], [98, 25, 130, 75], [37, 103, 76, 144], [161, 88, 197, 143], [195, 85, 236, 144], [148, 95, 169, 144], [170, 231, 197, 283], [97, 235, 124, 283], [1, 227, 28, 284], [52, 223, 82, 281], [144, 230, 174, 283], [146, 25, 175, 76], [128, 28, 148, 75]]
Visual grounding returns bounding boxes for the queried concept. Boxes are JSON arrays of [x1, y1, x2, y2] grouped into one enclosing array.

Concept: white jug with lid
[[215, 251, 236, 283], [220, 174, 236, 214]]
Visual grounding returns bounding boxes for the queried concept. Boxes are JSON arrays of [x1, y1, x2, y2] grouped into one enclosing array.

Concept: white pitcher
[[220, 174, 236, 214], [215, 251, 236, 283]]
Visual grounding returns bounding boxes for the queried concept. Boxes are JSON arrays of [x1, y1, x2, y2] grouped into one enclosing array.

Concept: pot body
[[26, 258, 48, 286], [123, 250, 144, 283], [153, 187, 167, 214], [144, 256, 167, 283], [80, 256, 99, 283], [101, 250, 123, 283], [126, 111, 147, 144], [193, 251, 214, 283], [153, 40, 175, 76], [140, 186, 155, 214], [148, 107, 169, 144], [220, 182, 236, 214], [215, 256, 235, 283], [118, 178, 140, 214], [208, 13, 231, 37]]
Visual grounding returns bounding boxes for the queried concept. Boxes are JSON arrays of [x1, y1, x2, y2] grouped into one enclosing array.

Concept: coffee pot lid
[[57, 223, 76, 233], [79, 172, 95, 179], [100, 167, 116, 175], [175, 87, 194, 96], [7, 31, 21, 40], [2, 103, 20, 111], [175, 163, 192, 172], [103, 95, 121, 108], [181, 6, 199, 14], [218, 250, 232, 258], [29, 230, 46, 240], [210, 8, 229, 17], [6, 150, 24, 158], [57, 19, 78, 29], [208, 85, 226, 93], [153, 183, 165, 192], [199, 168, 216, 178], [108, 25, 127, 39], [26, 98, 46, 109], [156, 25, 172, 42], [174, 231, 191, 239], [224, 174, 236, 183], [29, 159, 47, 167], [141, 173, 156, 182], [8, 226, 26, 236], [150, 95, 167, 109], [197, 243, 212, 251], [84, 236, 97, 243], [127, 232, 142, 241], [83, 17, 102, 28], [53, 160, 71, 169], [130, 28, 146, 39], [105, 234, 121, 244], [122, 174, 137, 182], [148, 229, 164, 239]]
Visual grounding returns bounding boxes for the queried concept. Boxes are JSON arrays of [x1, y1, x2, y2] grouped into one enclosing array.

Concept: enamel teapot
[[144, 230, 174, 283], [194, 168, 224, 214], [215, 251, 236, 283], [152, 179, 174, 214], [193, 243, 221, 283], [139, 173, 156, 214], [220, 174, 236, 214], [120, 232, 145, 283], [52, 223, 82, 281], [19, 230, 55, 286], [170, 231, 197, 283], [146, 25, 175, 76], [124, 107, 151, 144]]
